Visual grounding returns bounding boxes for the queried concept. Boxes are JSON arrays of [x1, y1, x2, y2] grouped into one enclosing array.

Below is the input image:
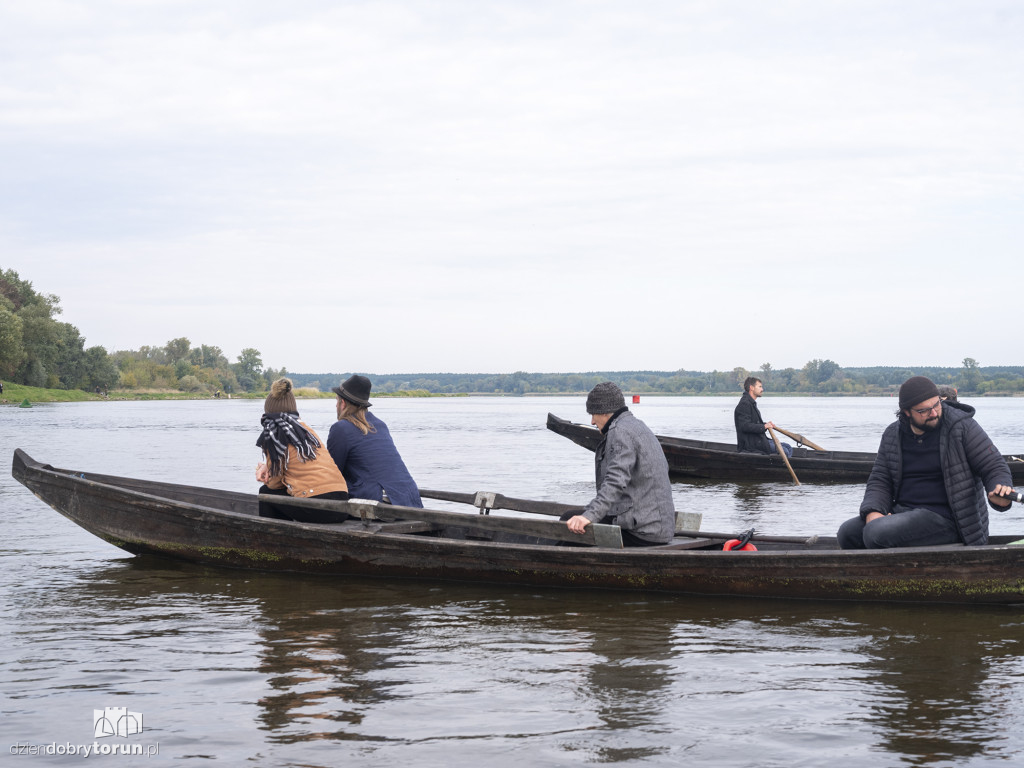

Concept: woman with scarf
[[255, 378, 350, 521]]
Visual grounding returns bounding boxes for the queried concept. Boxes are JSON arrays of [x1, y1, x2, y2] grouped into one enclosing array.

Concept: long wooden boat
[[12, 448, 1024, 605], [547, 413, 1024, 484]]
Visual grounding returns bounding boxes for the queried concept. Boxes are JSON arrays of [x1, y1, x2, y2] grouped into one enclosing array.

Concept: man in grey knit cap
[[564, 382, 677, 546]]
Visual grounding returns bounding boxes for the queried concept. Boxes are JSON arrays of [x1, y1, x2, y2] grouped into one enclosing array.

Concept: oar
[[770, 426, 826, 452], [260, 494, 623, 547], [421, 488, 702, 534], [768, 427, 800, 485]]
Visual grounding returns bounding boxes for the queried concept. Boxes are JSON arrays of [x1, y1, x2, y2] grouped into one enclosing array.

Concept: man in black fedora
[[327, 374, 423, 508]]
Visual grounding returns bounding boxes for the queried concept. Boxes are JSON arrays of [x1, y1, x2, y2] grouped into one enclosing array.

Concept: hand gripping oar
[[768, 427, 800, 485], [999, 490, 1024, 546], [770, 426, 825, 452]]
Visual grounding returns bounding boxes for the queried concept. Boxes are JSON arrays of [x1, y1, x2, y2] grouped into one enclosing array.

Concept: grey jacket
[[859, 400, 1011, 545], [583, 410, 676, 544]]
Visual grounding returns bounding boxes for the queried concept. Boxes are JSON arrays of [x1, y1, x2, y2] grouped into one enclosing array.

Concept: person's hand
[[864, 511, 886, 523], [764, 421, 776, 430], [989, 485, 1015, 508], [255, 462, 270, 483], [566, 514, 592, 534]]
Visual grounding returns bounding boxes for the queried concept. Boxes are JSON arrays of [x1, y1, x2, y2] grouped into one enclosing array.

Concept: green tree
[[165, 337, 191, 362], [0, 305, 25, 378], [961, 357, 982, 393], [81, 346, 120, 391], [234, 348, 264, 391]]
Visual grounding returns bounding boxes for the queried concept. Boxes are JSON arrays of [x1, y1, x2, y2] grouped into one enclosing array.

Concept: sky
[[2, 1, 1022, 375]]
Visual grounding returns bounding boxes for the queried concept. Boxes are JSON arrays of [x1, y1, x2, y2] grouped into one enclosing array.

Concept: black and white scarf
[[256, 412, 321, 477]]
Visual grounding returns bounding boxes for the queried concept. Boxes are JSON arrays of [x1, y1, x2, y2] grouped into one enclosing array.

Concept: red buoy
[[632, 395, 640, 403], [723, 539, 757, 552]]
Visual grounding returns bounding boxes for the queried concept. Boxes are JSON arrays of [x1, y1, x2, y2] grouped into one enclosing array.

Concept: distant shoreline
[[4, 382, 1022, 405]]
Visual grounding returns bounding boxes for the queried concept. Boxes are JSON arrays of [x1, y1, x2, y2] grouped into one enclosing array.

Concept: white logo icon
[[93, 707, 144, 738]]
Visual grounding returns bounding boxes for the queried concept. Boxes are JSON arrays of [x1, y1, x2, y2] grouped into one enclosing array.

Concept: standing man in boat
[[837, 375, 1015, 549], [734, 377, 792, 457], [564, 382, 676, 546]]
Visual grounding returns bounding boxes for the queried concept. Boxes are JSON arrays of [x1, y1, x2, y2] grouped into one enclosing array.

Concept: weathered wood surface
[[262, 493, 624, 548]]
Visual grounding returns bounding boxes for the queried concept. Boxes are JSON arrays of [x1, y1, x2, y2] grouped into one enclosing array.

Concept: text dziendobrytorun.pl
[[10, 742, 159, 757]]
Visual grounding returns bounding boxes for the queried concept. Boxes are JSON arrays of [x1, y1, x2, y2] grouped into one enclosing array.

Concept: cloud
[[2, 1, 1022, 373]]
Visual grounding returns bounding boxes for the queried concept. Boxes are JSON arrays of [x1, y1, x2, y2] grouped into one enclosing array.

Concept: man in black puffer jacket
[[838, 376, 1015, 549]]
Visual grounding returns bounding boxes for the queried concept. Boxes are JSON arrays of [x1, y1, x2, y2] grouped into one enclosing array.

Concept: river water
[[3, 395, 1024, 767]]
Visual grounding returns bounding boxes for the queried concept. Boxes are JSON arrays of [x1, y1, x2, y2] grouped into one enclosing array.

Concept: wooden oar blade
[[772, 426, 826, 452]]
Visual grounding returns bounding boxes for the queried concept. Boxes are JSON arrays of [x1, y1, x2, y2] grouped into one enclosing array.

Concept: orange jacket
[[265, 423, 348, 497]]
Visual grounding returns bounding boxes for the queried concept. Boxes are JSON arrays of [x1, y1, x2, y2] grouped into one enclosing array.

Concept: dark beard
[[919, 415, 941, 432]]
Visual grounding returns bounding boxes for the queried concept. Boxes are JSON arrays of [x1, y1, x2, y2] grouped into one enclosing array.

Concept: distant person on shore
[[255, 378, 350, 519], [837, 376, 1014, 549], [938, 385, 958, 402], [327, 375, 423, 508], [562, 382, 676, 546], [734, 377, 792, 457]]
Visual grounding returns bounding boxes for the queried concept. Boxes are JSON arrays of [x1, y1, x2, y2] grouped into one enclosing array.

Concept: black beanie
[[899, 376, 940, 410]]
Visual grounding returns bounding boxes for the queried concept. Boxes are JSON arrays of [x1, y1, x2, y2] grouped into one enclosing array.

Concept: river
[[2, 395, 1024, 767]]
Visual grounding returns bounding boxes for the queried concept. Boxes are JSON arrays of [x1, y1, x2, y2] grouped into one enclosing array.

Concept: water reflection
[[860, 609, 1024, 765], [11, 555, 1021, 766]]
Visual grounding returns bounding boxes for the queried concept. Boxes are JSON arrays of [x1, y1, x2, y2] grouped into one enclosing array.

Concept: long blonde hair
[[337, 397, 376, 435]]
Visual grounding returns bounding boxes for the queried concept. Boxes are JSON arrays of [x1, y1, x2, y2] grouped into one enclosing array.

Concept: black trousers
[[258, 486, 350, 522]]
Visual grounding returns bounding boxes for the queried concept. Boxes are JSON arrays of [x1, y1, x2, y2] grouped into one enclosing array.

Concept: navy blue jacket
[[327, 412, 423, 508]]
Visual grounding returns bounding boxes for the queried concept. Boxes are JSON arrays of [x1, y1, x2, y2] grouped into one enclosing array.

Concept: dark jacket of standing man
[[564, 382, 676, 545], [838, 376, 1014, 548]]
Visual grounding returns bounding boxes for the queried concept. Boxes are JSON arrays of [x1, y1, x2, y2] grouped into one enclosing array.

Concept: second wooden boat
[[547, 413, 1024, 484]]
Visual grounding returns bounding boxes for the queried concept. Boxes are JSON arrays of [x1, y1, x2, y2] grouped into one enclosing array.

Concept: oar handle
[[1001, 489, 1024, 504]]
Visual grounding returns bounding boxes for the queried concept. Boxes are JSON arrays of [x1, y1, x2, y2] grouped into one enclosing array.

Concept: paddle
[[770, 426, 826, 452], [768, 427, 800, 485]]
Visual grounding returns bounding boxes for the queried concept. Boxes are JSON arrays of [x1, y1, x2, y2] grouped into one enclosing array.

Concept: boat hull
[[12, 449, 1024, 605]]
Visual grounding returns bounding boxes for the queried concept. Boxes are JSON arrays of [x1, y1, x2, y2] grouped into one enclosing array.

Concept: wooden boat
[[547, 413, 1024, 484], [12, 448, 1024, 605]]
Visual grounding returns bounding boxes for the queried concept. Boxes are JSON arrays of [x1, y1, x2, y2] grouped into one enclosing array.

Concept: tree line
[[3, 269, 1024, 396], [1, 269, 284, 394], [288, 360, 1024, 397]]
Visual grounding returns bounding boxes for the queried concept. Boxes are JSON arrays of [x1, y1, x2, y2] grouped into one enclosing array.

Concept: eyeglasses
[[911, 400, 942, 416]]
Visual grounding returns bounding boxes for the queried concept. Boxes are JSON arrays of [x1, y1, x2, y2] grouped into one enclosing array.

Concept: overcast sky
[[2, 1, 1021, 375]]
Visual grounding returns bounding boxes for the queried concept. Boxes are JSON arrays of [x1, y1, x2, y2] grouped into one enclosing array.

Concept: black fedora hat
[[332, 375, 372, 408]]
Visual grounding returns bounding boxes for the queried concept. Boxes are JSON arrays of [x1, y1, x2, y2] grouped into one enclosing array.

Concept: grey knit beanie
[[586, 382, 625, 414]]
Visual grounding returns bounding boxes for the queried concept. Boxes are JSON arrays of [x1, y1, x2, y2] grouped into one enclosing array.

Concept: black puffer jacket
[[859, 400, 1012, 545]]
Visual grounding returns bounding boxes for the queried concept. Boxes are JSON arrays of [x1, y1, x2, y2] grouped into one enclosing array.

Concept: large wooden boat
[[547, 413, 1024, 484], [12, 449, 1024, 604]]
